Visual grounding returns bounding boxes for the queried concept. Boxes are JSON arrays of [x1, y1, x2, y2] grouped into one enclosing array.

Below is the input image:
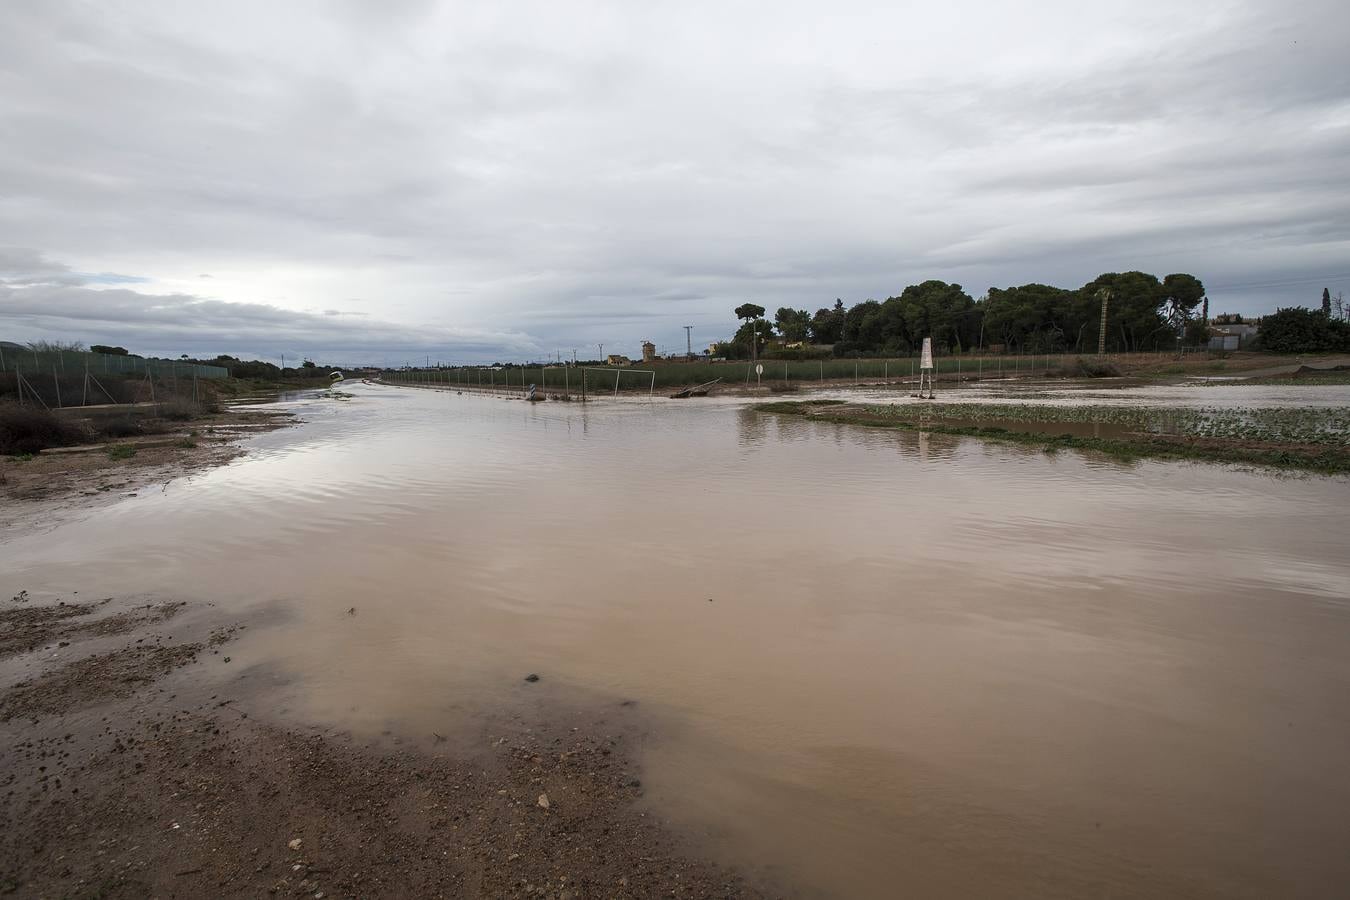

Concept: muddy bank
[[0, 408, 294, 534], [0, 595, 770, 899]]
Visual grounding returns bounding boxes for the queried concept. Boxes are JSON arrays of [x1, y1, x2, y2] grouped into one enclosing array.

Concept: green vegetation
[[711, 271, 1209, 358], [106, 444, 137, 461], [0, 403, 86, 455], [1253, 307, 1350, 352], [759, 401, 1350, 474]]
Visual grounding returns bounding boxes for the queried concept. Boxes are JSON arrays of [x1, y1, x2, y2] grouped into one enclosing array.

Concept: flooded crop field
[[4, 381, 1350, 898]]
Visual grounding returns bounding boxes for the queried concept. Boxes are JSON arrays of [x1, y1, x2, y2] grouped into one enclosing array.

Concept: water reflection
[[3, 384, 1349, 898]]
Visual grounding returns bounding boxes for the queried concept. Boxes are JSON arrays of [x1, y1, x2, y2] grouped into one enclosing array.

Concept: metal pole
[[53, 364, 62, 408], [614, 368, 620, 398]]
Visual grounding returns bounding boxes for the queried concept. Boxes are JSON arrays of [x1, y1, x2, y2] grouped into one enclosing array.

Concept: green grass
[[106, 443, 137, 460]]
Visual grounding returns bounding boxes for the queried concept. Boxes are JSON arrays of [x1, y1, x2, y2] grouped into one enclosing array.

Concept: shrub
[[0, 402, 88, 455], [1074, 357, 1122, 378], [157, 397, 206, 421], [96, 418, 143, 439], [1254, 307, 1350, 353], [106, 444, 137, 460]]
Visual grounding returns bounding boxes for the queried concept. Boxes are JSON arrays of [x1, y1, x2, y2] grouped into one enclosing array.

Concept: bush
[[1073, 357, 1122, 378], [157, 397, 207, 421], [0, 402, 88, 454], [1254, 307, 1350, 353], [106, 444, 137, 460], [96, 418, 144, 439]]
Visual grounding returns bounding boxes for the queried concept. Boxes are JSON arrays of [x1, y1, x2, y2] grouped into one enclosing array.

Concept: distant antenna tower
[[598, 343, 603, 361], [1097, 289, 1111, 356]]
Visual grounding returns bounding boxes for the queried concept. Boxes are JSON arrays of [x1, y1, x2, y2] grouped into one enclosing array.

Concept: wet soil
[[0, 409, 294, 534], [763, 400, 1350, 473], [0, 598, 184, 658], [0, 597, 771, 899]]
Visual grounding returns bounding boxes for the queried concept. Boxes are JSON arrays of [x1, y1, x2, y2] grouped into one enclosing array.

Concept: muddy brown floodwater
[[4, 383, 1350, 898]]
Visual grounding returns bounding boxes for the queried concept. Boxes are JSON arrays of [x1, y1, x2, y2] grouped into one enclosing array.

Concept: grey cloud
[[0, 278, 541, 364], [1, 0, 1348, 359]]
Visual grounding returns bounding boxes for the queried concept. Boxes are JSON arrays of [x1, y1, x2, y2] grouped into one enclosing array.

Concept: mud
[[0, 409, 294, 535], [0, 598, 184, 658], [0, 598, 772, 898]]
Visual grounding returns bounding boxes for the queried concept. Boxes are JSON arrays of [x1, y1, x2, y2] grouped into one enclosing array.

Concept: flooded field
[[5, 382, 1350, 898]]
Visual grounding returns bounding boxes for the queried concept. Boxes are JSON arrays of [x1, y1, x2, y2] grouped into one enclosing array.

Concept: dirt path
[[1201, 354, 1350, 379], [0, 595, 772, 899]]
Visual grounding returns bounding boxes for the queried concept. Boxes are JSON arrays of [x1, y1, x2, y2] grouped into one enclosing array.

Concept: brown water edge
[[0, 592, 775, 898], [4, 386, 1350, 898]]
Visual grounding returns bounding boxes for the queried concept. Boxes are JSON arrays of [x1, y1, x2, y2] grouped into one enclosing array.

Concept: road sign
[[920, 337, 933, 370], [755, 364, 764, 375]]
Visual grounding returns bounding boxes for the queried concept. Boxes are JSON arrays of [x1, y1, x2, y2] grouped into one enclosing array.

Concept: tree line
[[714, 271, 1209, 359]]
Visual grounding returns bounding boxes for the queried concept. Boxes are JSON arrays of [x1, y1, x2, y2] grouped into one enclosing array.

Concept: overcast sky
[[2, 0, 1348, 363]]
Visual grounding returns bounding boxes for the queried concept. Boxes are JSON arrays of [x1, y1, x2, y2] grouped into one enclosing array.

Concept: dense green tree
[[731, 318, 774, 356], [90, 344, 129, 356], [1257, 307, 1350, 352], [774, 307, 812, 342], [1079, 272, 1170, 351], [982, 284, 1080, 351], [810, 300, 846, 344], [734, 303, 766, 322], [891, 281, 979, 352]]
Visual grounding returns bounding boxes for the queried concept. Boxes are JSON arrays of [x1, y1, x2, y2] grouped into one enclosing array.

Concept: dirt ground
[[0, 593, 772, 899], [0, 409, 294, 534]]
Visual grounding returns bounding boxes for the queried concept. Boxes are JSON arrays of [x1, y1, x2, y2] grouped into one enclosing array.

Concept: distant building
[[641, 341, 656, 363], [1208, 321, 1259, 350], [606, 354, 632, 366]]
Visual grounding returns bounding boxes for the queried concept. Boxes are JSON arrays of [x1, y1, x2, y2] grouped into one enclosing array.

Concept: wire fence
[[0, 346, 228, 380], [379, 348, 1218, 398]]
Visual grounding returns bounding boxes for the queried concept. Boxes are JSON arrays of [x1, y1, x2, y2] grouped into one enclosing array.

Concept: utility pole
[[598, 343, 603, 362], [572, 349, 577, 365], [1097, 289, 1111, 356], [683, 325, 693, 359]]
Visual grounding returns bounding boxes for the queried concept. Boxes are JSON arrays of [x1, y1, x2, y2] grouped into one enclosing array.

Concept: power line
[[1209, 272, 1350, 291]]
